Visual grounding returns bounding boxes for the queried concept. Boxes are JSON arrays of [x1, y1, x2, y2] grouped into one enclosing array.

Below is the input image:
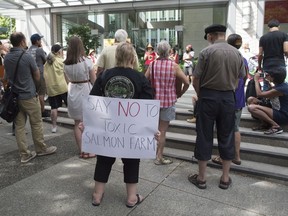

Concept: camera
[[260, 73, 266, 78]]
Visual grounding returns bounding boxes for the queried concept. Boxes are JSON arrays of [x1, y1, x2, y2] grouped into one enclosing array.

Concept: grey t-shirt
[[4, 47, 39, 100], [27, 44, 46, 77]]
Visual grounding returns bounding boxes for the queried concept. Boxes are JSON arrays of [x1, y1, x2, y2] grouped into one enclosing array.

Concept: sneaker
[[51, 126, 57, 133], [37, 146, 57, 156], [264, 127, 283, 135], [154, 157, 173, 165], [187, 118, 196, 123], [21, 151, 37, 163], [42, 111, 50, 118]]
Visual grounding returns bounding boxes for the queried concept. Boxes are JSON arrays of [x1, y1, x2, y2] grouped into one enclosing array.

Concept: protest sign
[[82, 96, 160, 159]]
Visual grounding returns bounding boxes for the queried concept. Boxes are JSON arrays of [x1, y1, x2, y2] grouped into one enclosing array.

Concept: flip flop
[[126, 194, 143, 208], [212, 156, 223, 165]]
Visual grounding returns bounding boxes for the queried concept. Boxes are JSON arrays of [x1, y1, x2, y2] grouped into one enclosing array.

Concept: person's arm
[[192, 76, 200, 96], [96, 67, 104, 77], [145, 66, 150, 79], [284, 41, 288, 58], [175, 64, 189, 97], [254, 72, 283, 98], [258, 46, 264, 71]]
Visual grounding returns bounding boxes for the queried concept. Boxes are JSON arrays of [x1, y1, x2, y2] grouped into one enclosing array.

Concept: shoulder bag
[[0, 51, 25, 123]]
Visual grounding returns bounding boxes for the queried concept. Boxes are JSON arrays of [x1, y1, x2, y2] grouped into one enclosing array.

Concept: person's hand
[[78, 122, 85, 133], [154, 131, 161, 142]]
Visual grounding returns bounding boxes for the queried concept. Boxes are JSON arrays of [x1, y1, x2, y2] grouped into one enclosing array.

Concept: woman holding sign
[[89, 42, 155, 207], [145, 40, 190, 165]]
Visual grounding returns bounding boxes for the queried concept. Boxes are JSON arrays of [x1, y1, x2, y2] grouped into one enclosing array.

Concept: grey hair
[[115, 29, 128, 43], [157, 40, 171, 58]]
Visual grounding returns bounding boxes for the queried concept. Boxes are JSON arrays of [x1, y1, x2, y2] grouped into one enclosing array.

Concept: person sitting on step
[[247, 66, 288, 135]]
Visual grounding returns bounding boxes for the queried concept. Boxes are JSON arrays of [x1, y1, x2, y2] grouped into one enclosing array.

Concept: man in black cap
[[188, 24, 245, 190], [27, 33, 49, 118], [258, 19, 288, 91]]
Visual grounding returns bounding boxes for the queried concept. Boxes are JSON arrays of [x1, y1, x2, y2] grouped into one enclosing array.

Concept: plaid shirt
[[150, 59, 177, 108]]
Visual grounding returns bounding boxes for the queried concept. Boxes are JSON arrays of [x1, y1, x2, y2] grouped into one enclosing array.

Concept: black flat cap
[[204, 24, 227, 40]]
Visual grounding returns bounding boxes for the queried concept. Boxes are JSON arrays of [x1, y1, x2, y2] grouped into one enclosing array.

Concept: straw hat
[[146, 44, 153, 50]]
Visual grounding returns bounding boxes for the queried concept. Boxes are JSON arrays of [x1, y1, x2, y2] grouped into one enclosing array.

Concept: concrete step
[[169, 120, 288, 148], [165, 131, 288, 167], [164, 147, 288, 182]]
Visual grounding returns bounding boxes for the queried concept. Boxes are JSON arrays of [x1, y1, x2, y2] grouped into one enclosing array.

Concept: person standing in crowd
[[144, 44, 157, 71], [247, 67, 288, 135], [96, 29, 139, 77], [27, 33, 49, 118], [89, 42, 155, 207], [4, 32, 57, 163], [258, 19, 288, 91], [64, 36, 96, 159], [212, 33, 248, 166], [44, 44, 68, 133], [169, 47, 179, 64], [145, 40, 189, 165], [188, 24, 245, 189], [183, 44, 194, 83]]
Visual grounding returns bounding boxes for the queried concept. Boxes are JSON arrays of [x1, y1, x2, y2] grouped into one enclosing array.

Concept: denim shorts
[[159, 106, 176, 121]]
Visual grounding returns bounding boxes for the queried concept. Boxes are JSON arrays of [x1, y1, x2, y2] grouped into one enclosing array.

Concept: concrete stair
[[43, 87, 288, 181]]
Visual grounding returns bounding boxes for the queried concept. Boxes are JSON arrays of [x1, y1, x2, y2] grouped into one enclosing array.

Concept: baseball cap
[[30, 33, 43, 43]]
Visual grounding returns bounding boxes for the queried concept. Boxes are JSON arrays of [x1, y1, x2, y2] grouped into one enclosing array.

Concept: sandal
[[212, 156, 223, 165], [232, 159, 241, 165], [126, 194, 143, 208], [154, 157, 173, 165], [219, 177, 232, 190], [264, 127, 283, 135], [187, 174, 207, 189]]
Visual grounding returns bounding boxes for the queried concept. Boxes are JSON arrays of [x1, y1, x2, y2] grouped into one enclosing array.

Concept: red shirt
[[145, 52, 157, 65]]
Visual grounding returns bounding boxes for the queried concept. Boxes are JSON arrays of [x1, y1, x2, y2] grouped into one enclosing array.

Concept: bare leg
[[156, 120, 170, 160], [50, 109, 58, 128], [234, 131, 241, 161], [92, 181, 105, 204], [197, 160, 207, 182], [126, 183, 142, 205], [221, 160, 231, 182], [74, 120, 82, 153]]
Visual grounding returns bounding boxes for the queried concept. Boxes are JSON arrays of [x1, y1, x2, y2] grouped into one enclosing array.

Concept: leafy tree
[[0, 16, 15, 39], [66, 24, 100, 54]]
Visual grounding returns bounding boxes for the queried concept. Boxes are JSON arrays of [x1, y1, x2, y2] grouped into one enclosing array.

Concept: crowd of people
[[0, 18, 287, 207]]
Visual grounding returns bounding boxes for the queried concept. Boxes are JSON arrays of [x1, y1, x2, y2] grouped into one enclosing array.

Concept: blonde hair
[[115, 42, 135, 67]]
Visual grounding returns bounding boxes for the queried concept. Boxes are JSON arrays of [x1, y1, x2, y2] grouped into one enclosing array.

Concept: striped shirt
[[149, 59, 177, 108]]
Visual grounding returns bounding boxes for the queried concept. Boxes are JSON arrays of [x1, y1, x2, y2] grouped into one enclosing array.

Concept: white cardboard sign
[[81, 96, 160, 159]]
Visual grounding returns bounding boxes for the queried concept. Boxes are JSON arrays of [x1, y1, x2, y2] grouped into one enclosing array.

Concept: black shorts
[[194, 88, 235, 161], [48, 92, 68, 109]]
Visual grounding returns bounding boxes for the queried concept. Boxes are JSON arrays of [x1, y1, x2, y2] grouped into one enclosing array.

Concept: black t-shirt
[[259, 31, 288, 68], [90, 67, 153, 100]]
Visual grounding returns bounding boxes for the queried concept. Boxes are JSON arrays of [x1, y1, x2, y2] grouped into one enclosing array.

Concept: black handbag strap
[[11, 51, 25, 86]]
